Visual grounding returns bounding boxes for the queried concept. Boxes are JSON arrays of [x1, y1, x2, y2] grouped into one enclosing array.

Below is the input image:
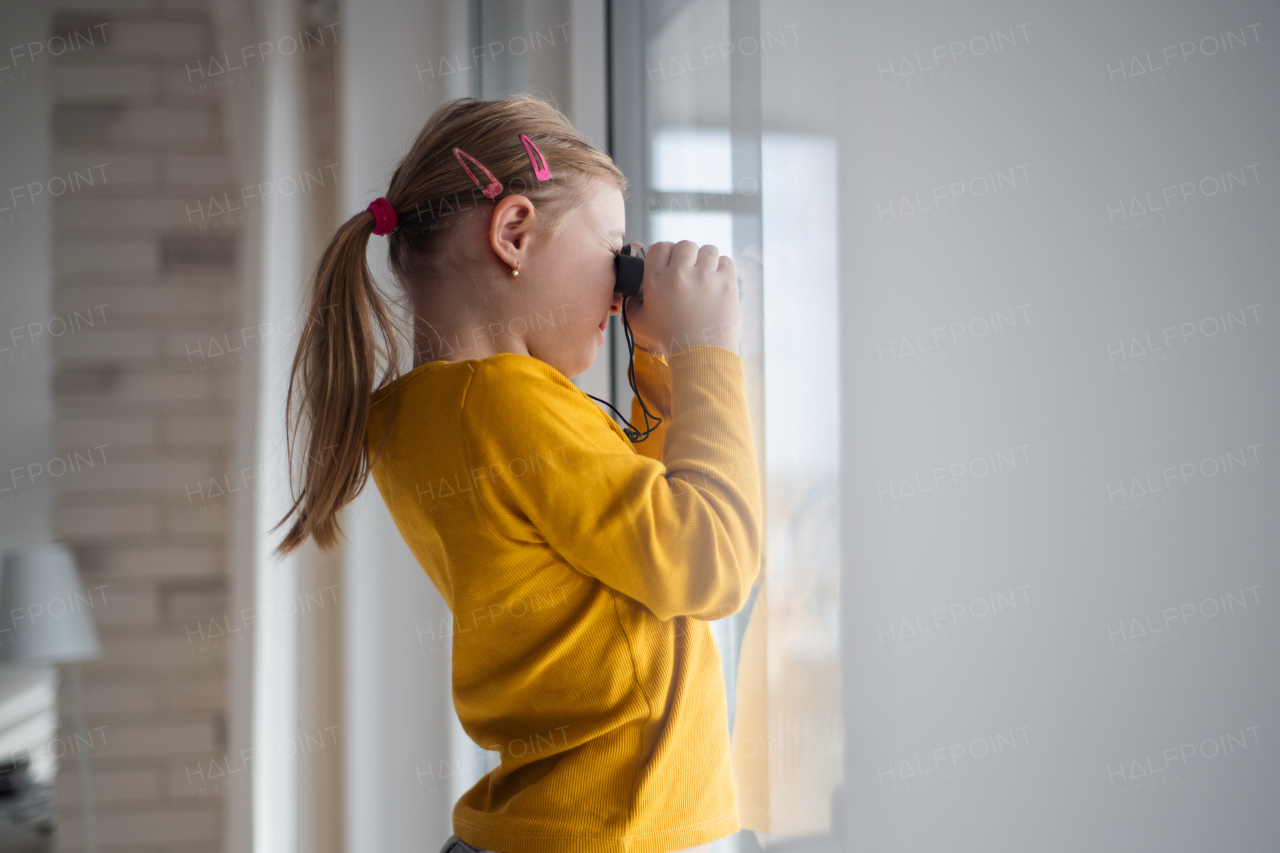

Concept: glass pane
[[618, 0, 845, 846], [756, 130, 843, 835]]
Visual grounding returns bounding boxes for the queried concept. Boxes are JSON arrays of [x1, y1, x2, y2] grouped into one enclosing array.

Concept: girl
[[276, 94, 762, 853]]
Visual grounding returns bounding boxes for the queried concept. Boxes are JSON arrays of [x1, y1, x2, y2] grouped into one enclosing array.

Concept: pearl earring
[[509, 260, 520, 277]]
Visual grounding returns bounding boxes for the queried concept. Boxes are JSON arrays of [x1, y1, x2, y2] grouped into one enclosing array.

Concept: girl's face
[[520, 180, 626, 379]]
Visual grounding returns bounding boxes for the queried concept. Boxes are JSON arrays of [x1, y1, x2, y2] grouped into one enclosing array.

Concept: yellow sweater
[[366, 344, 763, 853]]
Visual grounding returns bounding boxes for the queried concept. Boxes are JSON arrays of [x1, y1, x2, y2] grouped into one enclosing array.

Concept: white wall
[[830, 1, 1280, 848]]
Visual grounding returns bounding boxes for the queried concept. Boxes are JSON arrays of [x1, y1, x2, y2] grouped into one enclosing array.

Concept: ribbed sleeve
[[460, 345, 762, 623]]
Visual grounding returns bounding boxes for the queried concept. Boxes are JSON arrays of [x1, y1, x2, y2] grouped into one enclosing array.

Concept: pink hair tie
[[367, 197, 397, 235]]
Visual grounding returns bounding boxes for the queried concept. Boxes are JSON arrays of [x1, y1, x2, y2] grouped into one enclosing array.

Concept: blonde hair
[[275, 95, 628, 554]]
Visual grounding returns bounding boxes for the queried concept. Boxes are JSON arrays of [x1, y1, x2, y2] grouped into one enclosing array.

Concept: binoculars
[[613, 243, 646, 300], [614, 243, 743, 301]]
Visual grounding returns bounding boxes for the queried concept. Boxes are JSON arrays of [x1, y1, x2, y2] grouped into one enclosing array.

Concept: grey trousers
[[439, 835, 498, 853], [439, 834, 716, 853]]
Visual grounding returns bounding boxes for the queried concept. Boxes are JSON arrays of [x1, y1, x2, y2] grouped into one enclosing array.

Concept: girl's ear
[[489, 194, 536, 266]]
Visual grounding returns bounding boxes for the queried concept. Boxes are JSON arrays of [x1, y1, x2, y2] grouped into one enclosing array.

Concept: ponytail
[[272, 94, 628, 555], [273, 208, 402, 554]]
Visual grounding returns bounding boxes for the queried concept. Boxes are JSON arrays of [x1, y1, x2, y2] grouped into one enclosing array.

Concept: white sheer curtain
[[338, 2, 477, 851], [214, 0, 475, 851]]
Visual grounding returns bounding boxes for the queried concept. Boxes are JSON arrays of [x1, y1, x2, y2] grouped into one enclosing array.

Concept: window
[[611, 1, 844, 846]]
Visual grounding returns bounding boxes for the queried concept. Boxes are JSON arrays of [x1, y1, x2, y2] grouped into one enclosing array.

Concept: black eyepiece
[[614, 244, 645, 299]]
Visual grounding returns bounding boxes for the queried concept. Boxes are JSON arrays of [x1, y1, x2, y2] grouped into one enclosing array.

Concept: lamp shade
[[0, 544, 102, 664]]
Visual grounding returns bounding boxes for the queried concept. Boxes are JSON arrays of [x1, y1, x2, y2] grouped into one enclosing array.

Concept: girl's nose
[[609, 292, 624, 315]]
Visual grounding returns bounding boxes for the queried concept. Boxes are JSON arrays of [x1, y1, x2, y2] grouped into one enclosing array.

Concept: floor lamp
[[0, 544, 103, 853]]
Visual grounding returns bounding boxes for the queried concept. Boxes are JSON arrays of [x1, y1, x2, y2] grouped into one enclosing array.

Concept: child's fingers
[[696, 244, 720, 271], [668, 240, 699, 269], [716, 253, 735, 280], [645, 241, 673, 269]]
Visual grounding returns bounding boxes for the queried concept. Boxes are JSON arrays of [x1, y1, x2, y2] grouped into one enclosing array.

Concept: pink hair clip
[[520, 134, 551, 180], [453, 147, 503, 199]]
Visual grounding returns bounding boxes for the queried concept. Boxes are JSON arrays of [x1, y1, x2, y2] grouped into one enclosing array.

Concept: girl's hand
[[623, 240, 739, 357]]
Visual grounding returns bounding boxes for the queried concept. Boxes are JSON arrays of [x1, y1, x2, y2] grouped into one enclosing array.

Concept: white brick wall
[[52, 328, 160, 361], [163, 152, 231, 185], [55, 765, 161, 806], [51, 64, 157, 99], [50, 5, 242, 850], [55, 503, 160, 538], [160, 62, 225, 100], [59, 680, 160, 717], [57, 457, 216, 492], [89, 720, 218, 758], [105, 106, 216, 143], [56, 238, 159, 273], [165, 505, 232, 534], [80, 546, 220, 580], [56, 806, 220, 847], [54, 284, 234, 317], [104, 21, 208, 56], [53, 151, 159, 187], [161, 415, 234, 446], [57, 196, 200, 231], [160, 675, 226, 712], [51, 0, 151, 10], [57, 415, 159, 448]]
